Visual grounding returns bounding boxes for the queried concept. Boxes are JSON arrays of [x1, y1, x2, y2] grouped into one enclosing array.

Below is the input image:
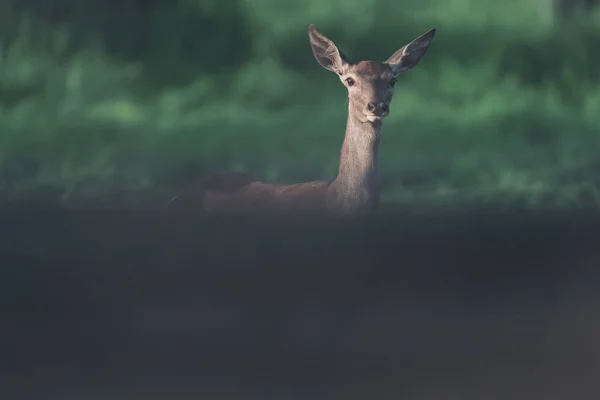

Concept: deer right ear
[[385, 28, 436, 76], [308, 24, 349, 75]]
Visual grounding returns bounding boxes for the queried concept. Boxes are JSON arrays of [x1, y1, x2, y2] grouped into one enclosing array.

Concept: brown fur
[[170, 25, 436, 216], [202, 175, 330, 215]]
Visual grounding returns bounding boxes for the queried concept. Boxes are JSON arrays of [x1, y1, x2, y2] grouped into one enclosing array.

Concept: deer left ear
[[385, 28, 436, 76], [308, 24, 350, 75]]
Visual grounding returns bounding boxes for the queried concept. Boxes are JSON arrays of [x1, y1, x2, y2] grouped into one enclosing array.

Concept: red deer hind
[[172, 25, 436, 216]]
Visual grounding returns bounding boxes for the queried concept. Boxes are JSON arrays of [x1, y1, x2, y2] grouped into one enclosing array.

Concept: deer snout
[[366, 102, 389, 118]]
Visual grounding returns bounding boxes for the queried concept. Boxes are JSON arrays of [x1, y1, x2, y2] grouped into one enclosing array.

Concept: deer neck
[[327, 105, 382, 212]]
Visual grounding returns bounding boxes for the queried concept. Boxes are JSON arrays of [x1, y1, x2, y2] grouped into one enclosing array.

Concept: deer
[[169, 25, 436, 216]]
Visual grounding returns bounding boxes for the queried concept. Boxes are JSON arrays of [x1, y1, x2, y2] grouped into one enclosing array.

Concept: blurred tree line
[[1, 0, 599, 92], [551, 0, 600, 21], [1, 0, 254, 85]]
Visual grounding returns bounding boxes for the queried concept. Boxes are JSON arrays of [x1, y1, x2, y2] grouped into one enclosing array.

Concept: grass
[[0, 0, 600, 209]]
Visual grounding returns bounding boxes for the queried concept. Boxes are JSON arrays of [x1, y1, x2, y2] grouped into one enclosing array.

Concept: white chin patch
[[366, 115, 380, 122]]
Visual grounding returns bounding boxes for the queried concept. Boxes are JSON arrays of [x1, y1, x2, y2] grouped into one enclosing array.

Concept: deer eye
[[345, 77, 355, 86], [389, 78, 397, 88]]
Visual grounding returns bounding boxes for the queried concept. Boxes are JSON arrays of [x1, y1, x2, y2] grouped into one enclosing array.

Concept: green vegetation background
[[0, 0, 599, 208]]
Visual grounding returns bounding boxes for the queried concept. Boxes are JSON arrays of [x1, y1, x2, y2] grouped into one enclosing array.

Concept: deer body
[[177, 25, 436, 216], [202, 108, 381, 215]]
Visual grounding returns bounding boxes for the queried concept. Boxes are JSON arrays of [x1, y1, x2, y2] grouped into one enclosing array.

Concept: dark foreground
[[1, 206, 600, 399]]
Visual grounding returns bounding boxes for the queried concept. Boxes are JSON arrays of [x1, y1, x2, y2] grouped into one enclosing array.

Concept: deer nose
[[366, 102, 389, 117]]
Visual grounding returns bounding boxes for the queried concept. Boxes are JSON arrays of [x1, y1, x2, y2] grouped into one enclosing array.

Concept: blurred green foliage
[[0, 0, 600, 207]]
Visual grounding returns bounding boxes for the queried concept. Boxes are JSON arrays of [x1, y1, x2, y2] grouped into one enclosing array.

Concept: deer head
[[308, 25, 435, 124]]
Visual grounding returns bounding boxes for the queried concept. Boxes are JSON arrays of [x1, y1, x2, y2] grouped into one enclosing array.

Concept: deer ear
[[385, 28, 436, 75], [308, 24, 349, 75]]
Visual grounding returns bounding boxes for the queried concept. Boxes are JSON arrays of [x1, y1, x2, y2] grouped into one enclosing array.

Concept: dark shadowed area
[[1, 207, 599, 399], [2, 0, 600, 398]]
